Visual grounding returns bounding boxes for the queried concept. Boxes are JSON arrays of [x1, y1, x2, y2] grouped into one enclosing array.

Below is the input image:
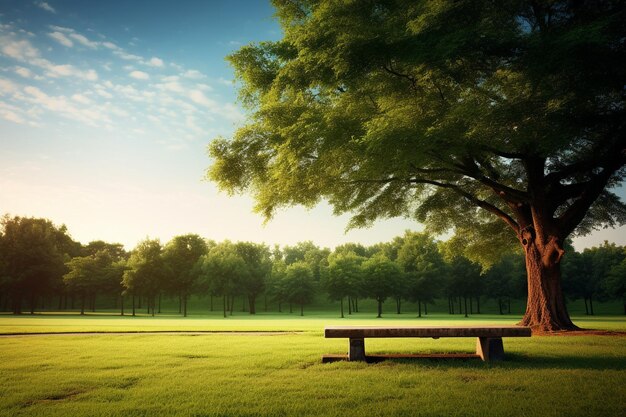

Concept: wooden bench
[[323, 325, 531, 363]]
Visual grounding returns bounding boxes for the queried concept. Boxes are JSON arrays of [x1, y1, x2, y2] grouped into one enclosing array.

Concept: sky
[[0, 0, 624, 251]]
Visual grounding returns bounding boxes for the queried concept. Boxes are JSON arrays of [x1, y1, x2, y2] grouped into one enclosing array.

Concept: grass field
[[1, 314, 625, 417]]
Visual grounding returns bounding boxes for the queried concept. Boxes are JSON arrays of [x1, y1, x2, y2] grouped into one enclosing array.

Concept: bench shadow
[[357, 352, 626, 371]]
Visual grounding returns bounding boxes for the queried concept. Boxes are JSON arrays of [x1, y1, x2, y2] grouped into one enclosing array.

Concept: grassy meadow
[[1, 312, 625, 417]]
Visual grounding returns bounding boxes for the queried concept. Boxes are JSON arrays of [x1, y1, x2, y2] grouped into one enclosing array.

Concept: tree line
[[1, 215, 625, 317]]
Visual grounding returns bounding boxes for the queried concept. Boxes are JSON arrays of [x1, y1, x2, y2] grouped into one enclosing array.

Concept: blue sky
[[1, 0, 624, 251]]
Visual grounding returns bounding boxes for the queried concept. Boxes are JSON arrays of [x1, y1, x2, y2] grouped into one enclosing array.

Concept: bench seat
[[323, 325, 531, 362]]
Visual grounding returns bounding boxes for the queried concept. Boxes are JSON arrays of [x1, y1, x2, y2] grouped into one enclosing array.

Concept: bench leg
[[476, 337, 504, 361], [349, 338, 366, 361]]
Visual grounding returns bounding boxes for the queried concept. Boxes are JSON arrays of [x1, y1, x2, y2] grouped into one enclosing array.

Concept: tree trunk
[[340, 297, 344, 318], [589, 297, 594, 315], [464, 297, 468, 318], [80, 294, 85, 316], [289, 303, 292, 314], [278, 301, 282, 313], [230, 295, 235, 315], [377, 299, 382, 318], [223, 295, 227, 318], [584, 298, 589, 315], [417, 300, 422, 318], [424, 302, 428, 315], [355, 297, 359, 313], [138, 296, 142, 309], [183, 294, 188, 317], [476, 297, 480, 314], [499, 298, 503, 315], [121, 295, 124, 316], [507, 296, 511, 314], [396, 297, 401, 314], [132, 294, 136, 317], [248, 295, 256, 314], [210, 295, 214, 312], [458, 297, 461, 314], [470, 297, 473, 314], [264, 295, 267, 312], [519, 239, 578, 331], [348, 296, 352, 315], [158, 293, 162, 314], [178, 295, 182, 314], [300, 304, 304, 316], [242, 296, 246, 312], [30, 292, 36, 315]]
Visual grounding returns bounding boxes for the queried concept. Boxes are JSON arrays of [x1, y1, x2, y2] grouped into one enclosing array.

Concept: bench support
[[476, 337, 504, 361], [349, 338, 366, 361]]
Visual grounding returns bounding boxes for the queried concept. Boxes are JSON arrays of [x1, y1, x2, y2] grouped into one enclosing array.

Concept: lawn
[[0, 314, 625, 417]]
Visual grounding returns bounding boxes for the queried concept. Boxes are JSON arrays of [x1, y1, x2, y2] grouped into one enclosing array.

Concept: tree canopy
[[207, 0, 626, 331]]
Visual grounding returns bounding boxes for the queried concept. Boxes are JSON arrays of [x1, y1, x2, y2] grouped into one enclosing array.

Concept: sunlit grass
[[0, 312, 625, 334], [0, 325, 625, 417]]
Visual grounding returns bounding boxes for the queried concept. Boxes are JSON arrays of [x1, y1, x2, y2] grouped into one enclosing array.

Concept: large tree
[[208, 1, 626, 331]]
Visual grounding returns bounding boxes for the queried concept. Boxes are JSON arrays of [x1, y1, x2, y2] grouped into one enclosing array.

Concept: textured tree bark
[[519, 236, 577, 331]]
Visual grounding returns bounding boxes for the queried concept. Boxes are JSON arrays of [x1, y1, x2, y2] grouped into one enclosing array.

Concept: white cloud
[[102, 41, 119, 50], [48, 31, 73, 47], [129, 70, 149, 80], [49, 25, 73, 33], [22, 85, 111, 126], [36, 2, 56, 13], [114, 50, 142, 61], [46, 64, 98, 81], [14, 66, 33, 78], [148, 57, 164, 67], [0, 36, 39, 60], [71, 93, 91, 104], [183, 69, 204, 79], [0, 78, 19, 95], [0, 102, 26, 124], [189, 90, 217, 109], [68, 32, 98, 49]]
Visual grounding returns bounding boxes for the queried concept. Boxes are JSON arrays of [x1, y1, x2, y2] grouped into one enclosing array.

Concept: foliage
[[283, 261, 316, 315], [0, 215, 76, 313]]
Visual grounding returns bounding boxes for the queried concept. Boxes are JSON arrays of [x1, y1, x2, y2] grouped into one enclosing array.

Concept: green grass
[[1, 315, 625, 416]]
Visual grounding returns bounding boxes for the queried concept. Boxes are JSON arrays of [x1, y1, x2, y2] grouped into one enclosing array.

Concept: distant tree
[[484, 253, 526, 314], [282, 241, 330, 281], [267, 258, 288, 312], [162, 234, 208, 317], [234, 242, 271, 314], [361, 254, 403, 318], [200, 242, 246, 318], [397, 232, 444, 317], [563, 242, 624, 315], [323, 251, 364, 318], [606, 252, 626, 315], [82, 240, 128, 311], [64, 251, 122, 315], [0, 215, 76, 314], [123, 239, 167, 316], [283, 261, 316, 316], [446, 256, 483, 318]]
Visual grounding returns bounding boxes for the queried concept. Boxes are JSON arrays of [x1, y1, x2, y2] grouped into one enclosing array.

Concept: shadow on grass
[[376, 352, 626, 371]]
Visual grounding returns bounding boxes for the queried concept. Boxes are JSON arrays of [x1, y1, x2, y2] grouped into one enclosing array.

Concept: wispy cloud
[[68, 32, 99, 49], [35, 1, 56, 13], [48, 31, 73, 47]]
